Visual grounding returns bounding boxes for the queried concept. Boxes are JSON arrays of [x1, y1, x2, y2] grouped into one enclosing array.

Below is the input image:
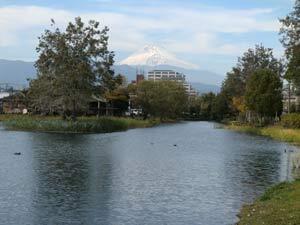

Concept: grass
[[238, 180, 300, 225], [0, 114, 159, 133], [227, 123, 300, 224], [227, 123, 300, 145]]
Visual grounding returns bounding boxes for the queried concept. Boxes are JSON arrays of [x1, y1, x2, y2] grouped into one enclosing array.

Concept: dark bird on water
[[284, 149, 295, 153], [14, 152, 21, 155], [173, 144, 177, 147]]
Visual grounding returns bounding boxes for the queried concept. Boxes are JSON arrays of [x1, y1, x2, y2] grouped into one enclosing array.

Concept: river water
[[0, 122, 297, 225]]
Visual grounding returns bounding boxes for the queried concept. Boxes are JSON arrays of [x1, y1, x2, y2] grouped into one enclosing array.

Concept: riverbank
[[238, 180, 300, 225], [227, 124, 300, 145], [226, 123, 300, 224], [0, 115, 159, 133]]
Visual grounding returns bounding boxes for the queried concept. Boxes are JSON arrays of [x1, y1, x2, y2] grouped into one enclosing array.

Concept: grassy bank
[[238, 180, 300, 225], [227, 123, 300, 224], [0, 115, 159, 133], [227, 124, 300, 145]]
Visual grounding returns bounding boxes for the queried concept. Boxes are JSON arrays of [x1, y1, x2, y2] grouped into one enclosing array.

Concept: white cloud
[[0, 6, 71, 46], [163, 32, 249, 56], [0, 4, 280, 57]]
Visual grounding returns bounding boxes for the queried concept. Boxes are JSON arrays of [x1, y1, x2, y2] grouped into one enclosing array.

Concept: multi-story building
[[183, 83, 198, 97], [147, 70, 186, 82], [147, 70, 197, 96]]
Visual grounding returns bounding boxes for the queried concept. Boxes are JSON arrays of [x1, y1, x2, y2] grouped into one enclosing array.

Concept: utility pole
[[288, 82, 291, 114]]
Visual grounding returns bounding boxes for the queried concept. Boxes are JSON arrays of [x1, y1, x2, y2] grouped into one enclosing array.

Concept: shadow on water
[[28, 133, 114, 225]]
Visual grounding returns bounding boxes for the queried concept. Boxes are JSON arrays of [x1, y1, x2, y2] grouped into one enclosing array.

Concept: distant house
[[88, 95, 109, 116], [1, 91, 27, 114], [0, 92, 10, 114]]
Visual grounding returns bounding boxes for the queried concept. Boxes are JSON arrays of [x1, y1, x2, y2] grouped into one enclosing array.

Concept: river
[[0, 122, 297, 225]]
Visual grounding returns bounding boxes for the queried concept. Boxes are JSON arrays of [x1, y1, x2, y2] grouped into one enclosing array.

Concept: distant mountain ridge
[[113, 64, 221, 93], [0, 58, 221, 93], [0, 59, 35, 86]]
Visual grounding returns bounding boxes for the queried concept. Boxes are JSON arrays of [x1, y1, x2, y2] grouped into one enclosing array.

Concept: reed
[[227, 123, 300, 145], [1, 115, 158, 133]]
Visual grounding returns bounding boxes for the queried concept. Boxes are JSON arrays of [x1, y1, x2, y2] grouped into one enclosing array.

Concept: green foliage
[[280, 0, 300, 59], [238, 180, 300, 225], [185, 92, 230, 121], [28, 17, 115, 118], [211, 93, 230, 121], [280, 0, 300, 86], [105, 84, 129, 116], [221, 68, 244, 99], [245, 69, 282, 117], [199, 92, 216, 120], [187, 96, 202, 119], [135, 80, 188, 120], [281, 113, 300, 128], [2, 115, 158, 133], [227, 123, 300, 144], [219, 45, 283, 120], [260, 182, 291, 201]]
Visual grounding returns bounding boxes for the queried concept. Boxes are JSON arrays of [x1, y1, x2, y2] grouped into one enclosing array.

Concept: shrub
[[2, 115, 158, 133], [281, 113, 300, 128]]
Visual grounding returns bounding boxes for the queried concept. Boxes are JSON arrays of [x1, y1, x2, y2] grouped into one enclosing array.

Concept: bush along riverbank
[[0, 115, 159, 133], [226, 114, 300, 146], [226, 123, 300, 145], [226, 115, 300, 224], [238, 180, 300, 225]]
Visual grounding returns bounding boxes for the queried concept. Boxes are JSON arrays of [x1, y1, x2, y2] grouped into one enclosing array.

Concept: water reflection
[[0, 122, 298, 225]]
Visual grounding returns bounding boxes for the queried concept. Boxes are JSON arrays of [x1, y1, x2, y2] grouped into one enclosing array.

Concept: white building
[[0, 92, 9, 99], [183, 83, 198, 97], [148, 70, 185, 82], [147, 70, 198, 96]]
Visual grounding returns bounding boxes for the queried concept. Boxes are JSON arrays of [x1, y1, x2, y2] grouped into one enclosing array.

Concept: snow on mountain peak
[[119, 45, 199, 70]]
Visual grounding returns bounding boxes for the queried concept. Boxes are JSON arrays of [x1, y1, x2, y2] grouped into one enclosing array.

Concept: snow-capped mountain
[[119, 45, 199, 70]]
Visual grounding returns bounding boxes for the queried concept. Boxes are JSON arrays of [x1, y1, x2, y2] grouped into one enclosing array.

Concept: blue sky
[[0, 0, 294, 76]]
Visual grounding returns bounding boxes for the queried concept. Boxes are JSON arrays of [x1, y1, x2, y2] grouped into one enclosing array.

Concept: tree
[[219, 45, 283, 119], [105, 75, 129, 116], [211, 93, 230, 121], [199, 92, 216, 120], [245, 69, 282, 119], [30, 17, 115, 119], [280, 0, 300, 87], [135, 81, 187, 120], [280, 0, 300, 60], [221, 68, 244, 99], [187, 96, 202, 119]]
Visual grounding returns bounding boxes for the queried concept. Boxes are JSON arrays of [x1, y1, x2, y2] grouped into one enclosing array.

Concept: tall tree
[[220, 45, 283, 118], [31, 17, 114, 119], [245, 69, 282, 118], [280, 1, 300, 86]]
